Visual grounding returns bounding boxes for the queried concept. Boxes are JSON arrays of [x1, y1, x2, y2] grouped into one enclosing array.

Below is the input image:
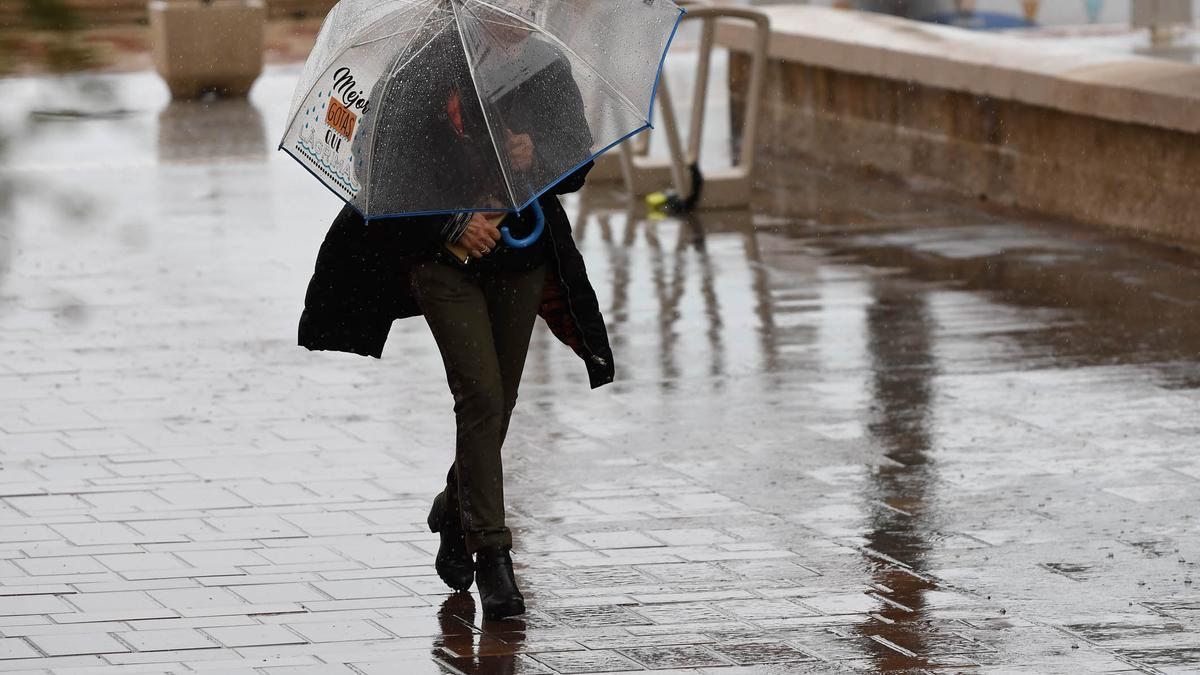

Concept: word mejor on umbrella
[[279, 0, 684, 221], [324, 67, 372, 151]]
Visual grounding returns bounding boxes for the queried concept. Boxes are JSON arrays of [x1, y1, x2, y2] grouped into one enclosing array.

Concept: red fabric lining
[[446, 89, 464, 138], [538, 268, 583, 354]]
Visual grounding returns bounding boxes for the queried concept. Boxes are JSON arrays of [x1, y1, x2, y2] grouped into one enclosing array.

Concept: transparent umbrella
[[280, 0, 683, 246]]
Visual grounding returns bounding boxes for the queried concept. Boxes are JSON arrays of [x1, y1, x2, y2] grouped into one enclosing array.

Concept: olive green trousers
[[410, 258, 546, 554]]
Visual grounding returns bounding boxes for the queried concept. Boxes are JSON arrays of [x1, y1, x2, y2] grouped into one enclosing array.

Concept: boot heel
[[428, 492, 474, 592], [427, 493, 444, 533]]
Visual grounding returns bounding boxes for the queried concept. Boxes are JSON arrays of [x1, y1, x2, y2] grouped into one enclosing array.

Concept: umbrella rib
[[279, 0, 436, 152], [363, 7, 451, 215], [449, 0, 518, 209], [469, 0, 649, 124], [345, 0, 431, 50], [347, 23, 433, 51], [385, 13, 455, 78]]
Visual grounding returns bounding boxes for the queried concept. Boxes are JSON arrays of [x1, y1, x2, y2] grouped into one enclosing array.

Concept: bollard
[[149, 0, 266, 100], [1131, 0, 1193, 45]]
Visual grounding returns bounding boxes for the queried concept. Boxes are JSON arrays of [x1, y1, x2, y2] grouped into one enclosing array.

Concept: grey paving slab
[[200, 624, 307, 648], [281, 620, 393, 644], [64, 592, 166, 614], [10, 558, 107, 577], [113, 628, 219, 652], [24, 632, 128, 657], [0, 597, 74, 618], [0, 638, 40, 660]]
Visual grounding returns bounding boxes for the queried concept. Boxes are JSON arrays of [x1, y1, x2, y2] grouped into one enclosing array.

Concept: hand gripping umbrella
[[280, 0, 684, 248]]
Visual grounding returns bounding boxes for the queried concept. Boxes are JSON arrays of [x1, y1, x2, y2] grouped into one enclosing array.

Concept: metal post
[[612, 6, 771, 210], [618, 77, 690, 202], [1132, 0, 1194, 45]]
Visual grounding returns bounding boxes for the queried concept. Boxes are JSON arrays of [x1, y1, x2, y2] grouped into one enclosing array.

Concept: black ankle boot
[[427, 492, 474, 592], [475, 546, 525, 619]]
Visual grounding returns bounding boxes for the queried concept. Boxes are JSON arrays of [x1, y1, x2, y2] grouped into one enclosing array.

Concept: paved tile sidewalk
[[1, 67, 1199, 673]]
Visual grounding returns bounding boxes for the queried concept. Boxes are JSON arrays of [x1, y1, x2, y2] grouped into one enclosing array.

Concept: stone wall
[[719, 6, 1200, 248]]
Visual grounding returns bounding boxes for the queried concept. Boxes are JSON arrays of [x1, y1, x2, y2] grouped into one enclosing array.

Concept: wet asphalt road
[[0, 65, 1199, 673]]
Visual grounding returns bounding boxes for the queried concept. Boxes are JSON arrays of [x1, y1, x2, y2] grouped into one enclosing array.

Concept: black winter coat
[[296, 162, 615, 389]]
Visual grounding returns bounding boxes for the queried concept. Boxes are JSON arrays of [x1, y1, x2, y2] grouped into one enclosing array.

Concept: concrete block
[[149, 0, 265, 100]]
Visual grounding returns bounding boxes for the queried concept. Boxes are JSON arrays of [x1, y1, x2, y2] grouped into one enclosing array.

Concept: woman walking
[[296, 22, 613, 619]]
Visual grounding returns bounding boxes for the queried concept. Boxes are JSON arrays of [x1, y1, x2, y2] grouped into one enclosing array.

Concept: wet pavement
[[1, 64, 1200, 674]]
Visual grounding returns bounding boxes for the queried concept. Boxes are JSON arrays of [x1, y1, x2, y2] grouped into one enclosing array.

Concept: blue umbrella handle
[[500, 199, 544, 248]]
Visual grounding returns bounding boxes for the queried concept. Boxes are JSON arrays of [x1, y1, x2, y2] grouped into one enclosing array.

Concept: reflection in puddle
[[155, 98, 272, 230], [157, 98, 266, 163], [0, 125, 11, 292], [858, 280, 939, 669], [433, 593, 530, 674], [563, 191, 783, 396]]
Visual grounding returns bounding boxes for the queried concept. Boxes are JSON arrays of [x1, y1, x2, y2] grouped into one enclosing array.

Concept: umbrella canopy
[[280, 0, 684, 220]]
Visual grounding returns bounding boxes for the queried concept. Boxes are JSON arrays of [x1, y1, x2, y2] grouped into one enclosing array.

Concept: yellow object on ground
[[646, 192, 668, 210], [644, 192, 670, 220]]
